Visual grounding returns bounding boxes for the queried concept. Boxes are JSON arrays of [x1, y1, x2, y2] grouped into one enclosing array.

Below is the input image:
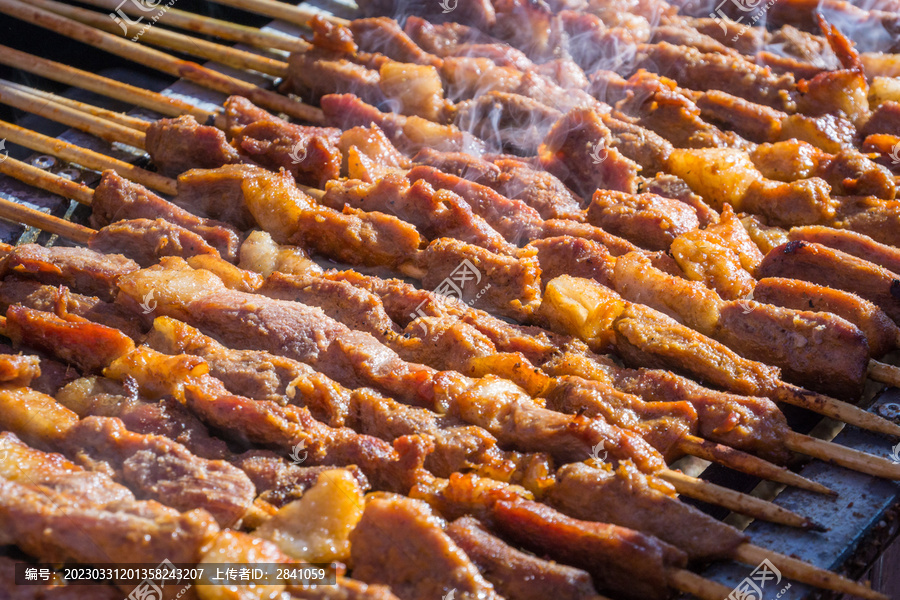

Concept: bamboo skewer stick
[[205, 0, 349, 28], [675, 434, 834, 496], [28, 0, 289, 79], [0, 156, 93, 206], [772, 384, 900, 438], [869, 359, 900, 388], [666, 568, 734, 600], [659, 469, 824, 531], [76, 0, 307, 53], [0, 119, 176, 195], [785, 431, 900, 479], [0, 0, 323, 124], [1, 79, 151, 132], [0, 44, 218, 122], [0, 82, 147, 149], [0, 195, 94, 244], [734, 543, 886, 600]]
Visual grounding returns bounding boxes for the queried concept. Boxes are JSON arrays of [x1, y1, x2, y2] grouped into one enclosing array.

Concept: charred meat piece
[[349, 494, 503, 600], [539, 107, 641, 198], [755, 277, 900, 358], [445, 516, 599, 600], [144, 114, 240, 177], [91, 170, 240, 262], [758, 240, 900, 325], [587, 189, 700, 251]]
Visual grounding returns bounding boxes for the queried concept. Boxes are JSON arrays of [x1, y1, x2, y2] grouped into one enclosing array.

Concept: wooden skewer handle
[[77, 0, 307, 53], [869, 359, 900, 388], [785, 431, 900, 479], [206, 0, 349, 28], [772, 383, 900, 437], [0, 196, 94, 244], [29, 0, 288, 78], [0, 43, 217, 122], [0, 83, 147, 150], [0, 155, 93, 206], [676, 435, 834, 496], [0, 119, 176, 196], [667, 568, 734, 600], [0, 0, 322, 124], [734, 543, 888, 600], [659, 469, 822, 530]]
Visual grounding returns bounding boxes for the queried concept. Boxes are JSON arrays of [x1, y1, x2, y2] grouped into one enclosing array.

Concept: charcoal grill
[[0, 2, 898, 598]]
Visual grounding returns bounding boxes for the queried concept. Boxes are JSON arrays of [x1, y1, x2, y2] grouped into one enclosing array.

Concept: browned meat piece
[[587, 189, 699, 251], [322, 94, 406, 145], [222, 95, 274, 137], [5, 306, 134, 374], [450, 43, 534, 71], [144, 114, 240, 177], [0, 277, 143, 339], [92, 170, 240, 262], [833, 196, 900, 247], [492, 497, 685, 600], [696, 89, 785, 143], [231, 450, 369, 507], [548, 462, 746, 562], [638, 42, 796, 110], [453, 91, 563, 155], [790, 225, 900, 273], [491, 0, 564, 62], [176, 164, 261, 231], [56, 375, 230, 460], [608, 71, 749, 150], [758, 240, 900, 324], [413, 147, 501, 182], [349, 17, 442, 66], [408, 165, 544, 244], [232, 118, 342, 188], [404, 16, 497, 56], [358, 0, 496, 29], [538, 220, 638, 256], [308, 14, 357, 54], [639, 173, 719, 227], [56, 416, 255, 527], [0, 437, 219, 578], [599, 110, 676, 176], [863, 101, 900, 137], [0, 341, 78, 397], [241, 168, 424, 271], [182, 376, 430, 493], [284, 48, 386, 106], [0, 245, 135, 302], [528, 236, 615, 288], [422, 238, 541, 320], [0, 352, 39, 387], [490, 157, 584, 220], [445, 516, 599, 600], [89, 218, 218, 267], [539, 108, 640, 197], [651, 24, 738, 55], [321, 174, 512, 254], [349, 494, 502, 600], [755, 277, 900, 358], [717, 301, 870, 398]]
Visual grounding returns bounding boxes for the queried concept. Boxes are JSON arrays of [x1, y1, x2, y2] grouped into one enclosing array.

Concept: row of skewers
[[0, 0, 899, 598]]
